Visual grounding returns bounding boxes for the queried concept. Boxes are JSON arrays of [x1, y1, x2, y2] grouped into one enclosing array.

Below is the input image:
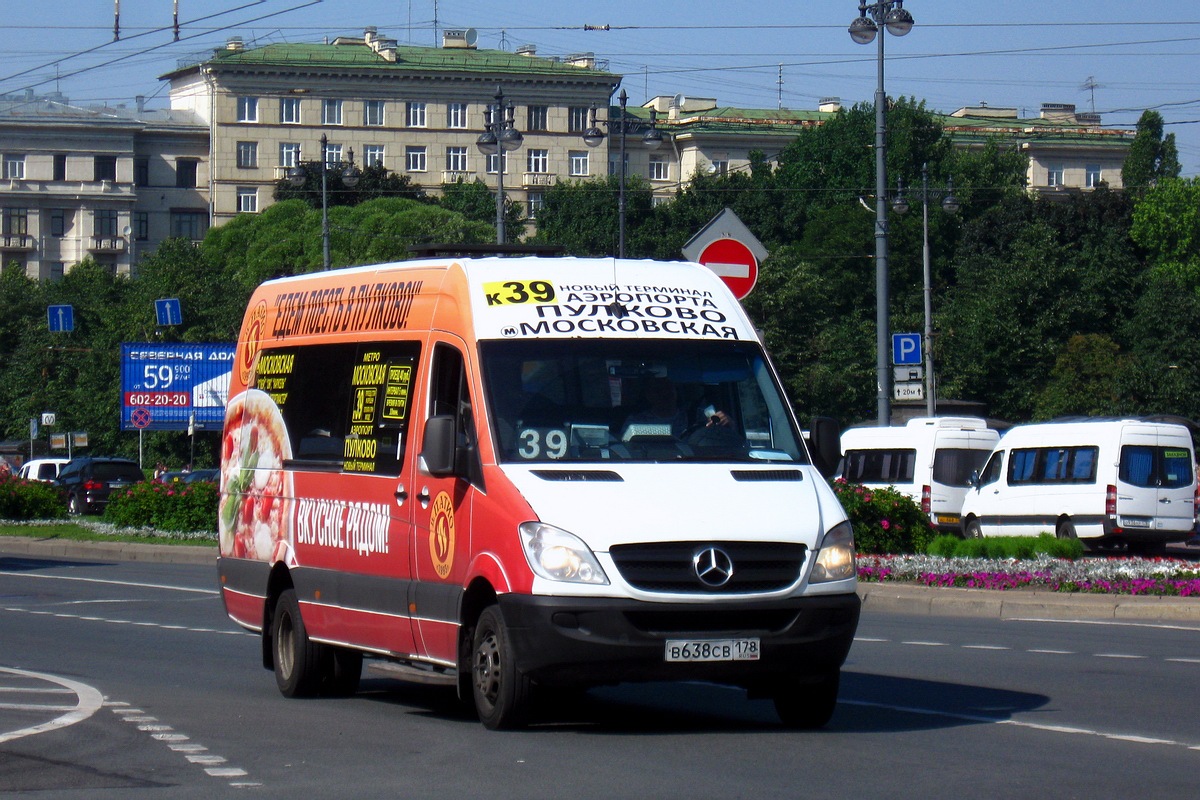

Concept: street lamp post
[[849, 0, 914, 426], [893, 164, 959, 415], [476, 86, 523, 245], [582, 88, 663, 258], [287, 133, 360, 270]]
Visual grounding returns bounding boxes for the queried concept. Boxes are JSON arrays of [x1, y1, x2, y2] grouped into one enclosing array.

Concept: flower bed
[[858, 553, 1200, 596]]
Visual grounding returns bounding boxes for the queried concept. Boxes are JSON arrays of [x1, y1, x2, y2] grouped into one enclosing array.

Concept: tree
[[274, 162, 427, 207], [439, 179, 525, 241], [1033, 334, 1127, 419], [1123, 110, 1181, 192], [532, 176, 654, 256]]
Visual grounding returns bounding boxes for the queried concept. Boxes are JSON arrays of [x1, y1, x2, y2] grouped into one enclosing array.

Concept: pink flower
[[881, 519, 891, 530]]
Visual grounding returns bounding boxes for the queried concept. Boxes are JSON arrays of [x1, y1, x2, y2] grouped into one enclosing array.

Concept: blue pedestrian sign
[[155, 298, 183, 327], [47, 304, 74, 332], [892, 333, 922, 366]]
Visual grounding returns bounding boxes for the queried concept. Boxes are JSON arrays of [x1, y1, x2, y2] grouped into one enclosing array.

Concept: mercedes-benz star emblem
[[693, 547, 734, 587]]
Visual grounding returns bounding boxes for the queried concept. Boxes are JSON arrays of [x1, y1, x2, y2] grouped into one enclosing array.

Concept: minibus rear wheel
[[272, 588, 324, 697], [1056, 519, 1078, 540], [471, 605, 531, 730], [964, 518, 983, 539]]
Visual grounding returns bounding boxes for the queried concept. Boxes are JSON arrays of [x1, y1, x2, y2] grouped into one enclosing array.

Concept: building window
[[134, 211, 149, 241], [237, 96, 258, 122], [406, 102, 427, 128], [486, 152, 509, 175], [527, 149, 548, 174], [279, 143, 300, 169], [568, 106, 590, 133], [2, 208, 28, 235], [649, 156, 669, 182], [49, 261, 65, 281], [447, 102, 468, 129], [134, 158, 150, 187], [362, 145, 385, 167], [94, 155, 117, 182], [237, 187, 258, 213], [170, 210, 208, 240], [49, 208, 68, 237], [527, 192, 545, 219], [280, 97, 302, 124], [1086, 164, 1102, 188], [176, 158, 198, 188], [406, 146, 427, 173], [94, 209, 119, 237], [1046, 164, 1064, 187], [446, 146, 469, 173], [4, 154, 26, 180], [236, 141, 258, 169], [710, 159, 729, 177], [609, 153, 627, 176], [568, 151, 589, 177], [322, 99, 343, 126], [323, 144, 343, 166], [364, 99, 385, 126], [526, 105, 548, 132], [53, 154, 67, 181]]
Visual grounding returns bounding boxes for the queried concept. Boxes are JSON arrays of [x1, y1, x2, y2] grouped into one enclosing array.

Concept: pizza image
[[219, 389, 293, 561]]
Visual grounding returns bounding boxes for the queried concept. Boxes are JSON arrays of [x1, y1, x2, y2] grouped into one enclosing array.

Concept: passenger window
[[250, 341, 419, 476]]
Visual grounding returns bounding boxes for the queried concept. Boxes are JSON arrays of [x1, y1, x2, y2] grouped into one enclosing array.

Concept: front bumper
[[497, 591, 861, 691]]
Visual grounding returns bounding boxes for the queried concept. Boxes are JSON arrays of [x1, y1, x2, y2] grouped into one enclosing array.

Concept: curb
[[858, 581, 1200, 622], [0, 536, 215, 566], [3, 537, 1197, 622]]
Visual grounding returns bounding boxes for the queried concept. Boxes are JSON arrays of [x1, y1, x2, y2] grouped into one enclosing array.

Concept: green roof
[[166, 41, 615, 80]]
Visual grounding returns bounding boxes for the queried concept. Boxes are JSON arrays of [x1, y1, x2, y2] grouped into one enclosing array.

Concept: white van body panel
[[840, 417, 998, 533], [961, 419, 1196, 543]]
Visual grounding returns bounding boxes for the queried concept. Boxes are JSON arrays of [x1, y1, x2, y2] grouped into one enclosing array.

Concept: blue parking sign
[[892, 333, 922, 365]]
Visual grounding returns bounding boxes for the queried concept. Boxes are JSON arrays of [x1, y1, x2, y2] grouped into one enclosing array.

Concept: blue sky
[[4, 1, 1199, 174]]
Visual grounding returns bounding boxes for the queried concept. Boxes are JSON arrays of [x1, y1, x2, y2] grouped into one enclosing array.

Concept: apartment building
[[0, 93, 208, 279], [161, 28, 621, 226], [640, 96, 1132, 201]]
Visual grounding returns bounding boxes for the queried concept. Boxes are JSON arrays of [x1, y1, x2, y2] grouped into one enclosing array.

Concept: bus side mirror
[[808, 416, 842, 479], [421, 415, 457, 476]]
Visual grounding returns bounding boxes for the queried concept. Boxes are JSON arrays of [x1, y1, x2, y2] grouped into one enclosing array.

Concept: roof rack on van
[[406, 243, 567, 258]]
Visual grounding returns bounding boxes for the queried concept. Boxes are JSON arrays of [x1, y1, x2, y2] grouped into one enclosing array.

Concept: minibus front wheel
[[471, 605, 532, 730]]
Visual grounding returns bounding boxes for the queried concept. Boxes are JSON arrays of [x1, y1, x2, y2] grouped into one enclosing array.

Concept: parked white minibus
[[960, 419, 1196, 553], [840, 417, 999, 534]]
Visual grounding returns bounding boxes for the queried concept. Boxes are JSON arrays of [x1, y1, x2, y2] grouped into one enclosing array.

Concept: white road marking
[[1007, 617, 1200, 633], [2, 605, 248, 636], [0, 569, 218, 595], [901, 641, 947, 647], [963, 645, 1010, 650], [842, 699, 1200, 752], [0, 667, 104, 744], [111, 704, 259, 787]]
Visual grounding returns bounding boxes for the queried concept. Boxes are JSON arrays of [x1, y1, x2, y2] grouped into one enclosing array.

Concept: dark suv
[[54, 457, 145, 515]]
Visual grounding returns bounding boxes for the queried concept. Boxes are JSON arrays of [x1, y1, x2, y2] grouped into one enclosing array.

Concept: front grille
[[609, 541, 808, 594]]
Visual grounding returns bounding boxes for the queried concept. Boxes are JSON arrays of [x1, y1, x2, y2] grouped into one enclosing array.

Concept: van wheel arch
[[1056, 517, 1078, 540], [458, 579, 499, 704], [262, 564, 295, 671], [963, 517, 983, 539]]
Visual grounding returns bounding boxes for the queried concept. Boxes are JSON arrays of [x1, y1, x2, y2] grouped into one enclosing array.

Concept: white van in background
[[840, 417, 999, 534], [17, 457, 70, 482], [961, 419, 1196, 553]]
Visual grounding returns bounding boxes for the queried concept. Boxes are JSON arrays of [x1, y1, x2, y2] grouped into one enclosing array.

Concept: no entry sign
[[681, 208, 768, 300], [697, 238, 759, 300]]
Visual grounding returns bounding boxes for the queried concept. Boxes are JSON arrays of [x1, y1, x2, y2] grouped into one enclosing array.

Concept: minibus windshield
[[480, 339, 807, 464]]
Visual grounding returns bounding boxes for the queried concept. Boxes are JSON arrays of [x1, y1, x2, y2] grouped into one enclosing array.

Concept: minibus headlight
[[518, 522, 610, 585], [811, 521, 857, 583]]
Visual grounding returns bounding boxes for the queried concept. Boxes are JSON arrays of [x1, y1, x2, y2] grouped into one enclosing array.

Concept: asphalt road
[[1, 550, 1197, 798]]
